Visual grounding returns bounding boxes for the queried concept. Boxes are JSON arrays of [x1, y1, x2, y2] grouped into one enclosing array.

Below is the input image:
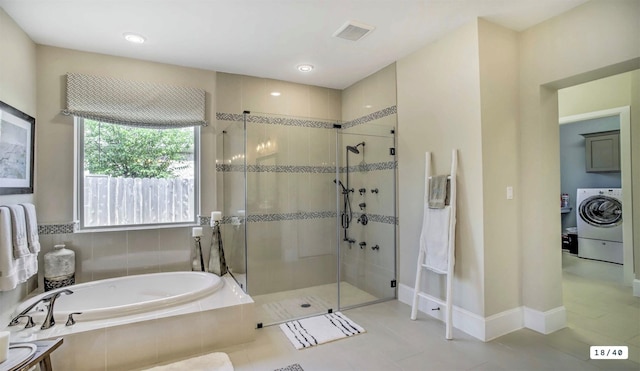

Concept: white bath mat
[[280, 312, 365, 349], [262, 295, 333, 322]]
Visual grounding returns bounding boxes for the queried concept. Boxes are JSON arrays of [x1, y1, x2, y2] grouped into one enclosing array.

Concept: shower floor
[[252, 281, 379, 325]]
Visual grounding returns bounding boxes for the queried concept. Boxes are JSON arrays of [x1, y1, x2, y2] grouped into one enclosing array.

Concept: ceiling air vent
[[333, 21, 375, 41]]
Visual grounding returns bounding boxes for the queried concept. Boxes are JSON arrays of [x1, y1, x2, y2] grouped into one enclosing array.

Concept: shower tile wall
[[216, 72, 342, 296]]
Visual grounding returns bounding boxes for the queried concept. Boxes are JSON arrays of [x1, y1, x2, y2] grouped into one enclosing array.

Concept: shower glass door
[[219, 118, 247, 290], [337, 124, 397, 309], [243, 112, 340, 326]]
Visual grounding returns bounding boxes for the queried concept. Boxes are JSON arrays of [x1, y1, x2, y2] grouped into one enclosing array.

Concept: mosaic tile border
[[342, 106, 397, 129], [216, 112, 338, 129], [216, 105, 396, 130], [246, 211, 336, 223], [37, 211, 397, 234], [38, 223, 77, 235], [352, 212, 398, 225], [217, 161, 396, 173]]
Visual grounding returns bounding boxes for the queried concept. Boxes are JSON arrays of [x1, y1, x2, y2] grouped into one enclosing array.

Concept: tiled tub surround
[[6, 275, 254, 370]]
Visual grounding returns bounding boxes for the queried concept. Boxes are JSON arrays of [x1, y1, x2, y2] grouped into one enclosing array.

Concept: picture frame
[[0, 100, 35, 195]]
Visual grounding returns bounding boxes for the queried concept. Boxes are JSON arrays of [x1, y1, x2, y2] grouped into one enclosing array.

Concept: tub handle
[[15, 315, 35, 329], [66, 312, 82, 326]]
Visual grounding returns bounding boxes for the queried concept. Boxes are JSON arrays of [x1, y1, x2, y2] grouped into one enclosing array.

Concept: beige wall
[[397, 20, 486, 316], [216, 72, 341, 119], [0, 7, 36, 206], [477, 20, 520, 316], [0, 7, 37, 322], [558, 71, 636, 117], [342, 63, 397, 121], [519, 0, 640, 312]]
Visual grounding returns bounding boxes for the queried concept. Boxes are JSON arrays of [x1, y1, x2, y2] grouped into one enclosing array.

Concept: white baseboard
[[398, 283, 523, 341], [523, 306, 566, 334], [634, 279, 640, 297]]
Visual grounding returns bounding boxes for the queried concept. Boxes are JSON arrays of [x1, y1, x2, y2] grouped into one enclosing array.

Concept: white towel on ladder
[[420, 205, 451, 274]]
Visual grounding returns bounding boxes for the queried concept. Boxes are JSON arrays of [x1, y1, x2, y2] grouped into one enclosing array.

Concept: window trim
[[74, 117, 201, 231]]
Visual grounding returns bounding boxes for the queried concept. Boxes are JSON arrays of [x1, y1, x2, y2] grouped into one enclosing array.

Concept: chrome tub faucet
[[8, 289, 73, 330]]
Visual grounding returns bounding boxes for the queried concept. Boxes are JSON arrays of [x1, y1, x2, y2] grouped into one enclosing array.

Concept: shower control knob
[[370, 188, 379, 194], [357, 214, 368, 225], [359, 188, 367, 195], [359, 241, 366, 249], [372, 245, 380, 251]]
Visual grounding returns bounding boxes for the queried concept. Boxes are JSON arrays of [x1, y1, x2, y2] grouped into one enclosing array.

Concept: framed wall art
[[0, 100, 35, 195]]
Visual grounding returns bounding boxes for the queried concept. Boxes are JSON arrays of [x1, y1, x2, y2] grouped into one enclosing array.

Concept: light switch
[[506, 186, 513, 200]]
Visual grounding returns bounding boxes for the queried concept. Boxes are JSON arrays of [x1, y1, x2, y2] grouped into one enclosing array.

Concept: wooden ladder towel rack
[[410, 149, 457, 340]]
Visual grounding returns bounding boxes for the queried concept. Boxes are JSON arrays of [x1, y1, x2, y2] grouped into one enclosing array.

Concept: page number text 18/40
[[590, 346, 628, 360]]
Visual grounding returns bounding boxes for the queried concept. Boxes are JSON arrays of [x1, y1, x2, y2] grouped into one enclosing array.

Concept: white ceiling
[[0, 0, 588, 90]]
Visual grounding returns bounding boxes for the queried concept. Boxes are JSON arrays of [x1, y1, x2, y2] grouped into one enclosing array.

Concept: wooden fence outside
[[84, 175, 194, 226]]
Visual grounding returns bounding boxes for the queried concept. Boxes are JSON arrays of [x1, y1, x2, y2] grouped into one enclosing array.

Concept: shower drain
[[300, 303, 311, 308]]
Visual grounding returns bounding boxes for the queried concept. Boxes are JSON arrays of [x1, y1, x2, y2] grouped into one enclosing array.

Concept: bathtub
[[7, 272, 255, 370], [17, 271, 224, 323]]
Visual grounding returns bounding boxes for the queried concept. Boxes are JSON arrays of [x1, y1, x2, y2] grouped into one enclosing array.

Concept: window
[[75, 118, 199, 229]]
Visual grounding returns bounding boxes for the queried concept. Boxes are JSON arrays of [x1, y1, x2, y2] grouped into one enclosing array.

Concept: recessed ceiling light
[[270, 91, 281, 97], [123, 32, 146, 44], [364, 104, 373, 109], [297, 64, 314, 72]]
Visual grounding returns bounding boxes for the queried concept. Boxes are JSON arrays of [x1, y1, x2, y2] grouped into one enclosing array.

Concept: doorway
[[557, 74, 637, 351]]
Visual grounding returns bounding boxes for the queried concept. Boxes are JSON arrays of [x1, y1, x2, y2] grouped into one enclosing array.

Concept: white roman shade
[[62, 73, 207, 128]]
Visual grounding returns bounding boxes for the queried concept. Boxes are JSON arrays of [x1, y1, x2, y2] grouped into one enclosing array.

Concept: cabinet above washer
[[580, 130, 620, 173]]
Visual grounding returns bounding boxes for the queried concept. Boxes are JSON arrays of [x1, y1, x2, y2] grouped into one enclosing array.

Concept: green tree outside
[[84, 119, 194, 178]]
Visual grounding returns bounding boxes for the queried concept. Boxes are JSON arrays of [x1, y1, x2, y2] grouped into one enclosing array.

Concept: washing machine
[[576, 188, 623, 264]]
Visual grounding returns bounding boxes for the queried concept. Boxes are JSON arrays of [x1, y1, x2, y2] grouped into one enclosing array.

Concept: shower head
[[346, 142, 365, 154]]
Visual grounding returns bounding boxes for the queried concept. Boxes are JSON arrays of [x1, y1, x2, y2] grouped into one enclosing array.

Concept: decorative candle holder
[[191, 227, 205, 272], [209, 220, 228, 276]]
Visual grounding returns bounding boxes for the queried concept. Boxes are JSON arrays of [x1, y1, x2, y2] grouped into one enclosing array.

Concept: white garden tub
[[16, 271, 224, 323]]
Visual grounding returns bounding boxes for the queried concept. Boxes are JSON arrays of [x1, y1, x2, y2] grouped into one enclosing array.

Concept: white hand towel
[[6, 205, 29, 258], [20, 203, 40, 254], [420, 205, 451, 274], [0, 207, 38, 291], [0, 208, 19, 291]]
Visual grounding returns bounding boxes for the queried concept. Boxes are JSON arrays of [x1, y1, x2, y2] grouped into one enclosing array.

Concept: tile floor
[[159, 252, 640, 370]]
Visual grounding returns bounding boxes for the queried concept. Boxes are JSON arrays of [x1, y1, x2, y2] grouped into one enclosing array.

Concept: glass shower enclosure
[[218, 112, 396, 326]]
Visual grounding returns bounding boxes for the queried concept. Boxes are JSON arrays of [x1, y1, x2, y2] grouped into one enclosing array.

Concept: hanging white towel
[[0, 207, 38, 291], [20, 203, 40, 254], [420, 205, 451, 274], [0, 207, 17, 290], [6, 205, 29, 258]]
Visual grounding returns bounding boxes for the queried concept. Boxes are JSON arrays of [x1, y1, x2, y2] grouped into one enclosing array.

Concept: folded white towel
[[6, 205, 29, 258], [20, 203, 40, 254], [0, 207, 37, 291], [420, 205, 451, 274], [428, 175, 448, 209]]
